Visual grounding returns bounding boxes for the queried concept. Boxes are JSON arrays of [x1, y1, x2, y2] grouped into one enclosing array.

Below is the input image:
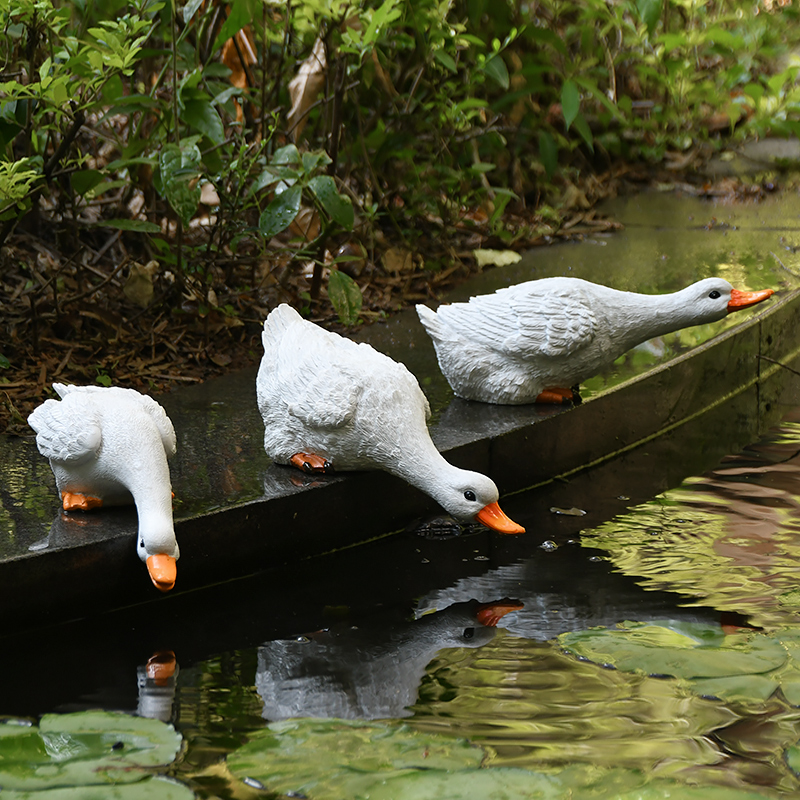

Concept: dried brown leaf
[[287, 37, 327, 142]]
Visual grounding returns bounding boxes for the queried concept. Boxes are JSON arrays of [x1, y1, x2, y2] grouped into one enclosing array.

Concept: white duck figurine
[[256, 304, 524, 534], [27, 383, 180, 591], [417, 277, 774, 405]]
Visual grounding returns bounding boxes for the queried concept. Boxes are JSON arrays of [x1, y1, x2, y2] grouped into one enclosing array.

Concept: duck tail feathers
[[416, 303, 458, 344], [262, 303, 302, 350]]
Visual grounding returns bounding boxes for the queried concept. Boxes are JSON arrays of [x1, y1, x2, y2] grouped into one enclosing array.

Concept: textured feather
[[53, 383, 176, 457], [433, 284, 596, 360], [27, 397, 102, 465], [506, 286, 596, 358]]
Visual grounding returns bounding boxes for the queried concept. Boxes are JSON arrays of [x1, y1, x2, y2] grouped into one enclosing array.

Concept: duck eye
[[139, 539, 145, 548], [709, 290, 721, 299], [464, 490, 477, 502], [463, 627, 475, 640]]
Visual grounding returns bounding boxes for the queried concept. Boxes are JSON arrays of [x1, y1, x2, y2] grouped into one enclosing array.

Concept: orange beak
[[476, 600, 525, 627], [474, 501, 525, 534], [146, 651, 177, 685], [728, 288, 774, 312], [146, 554, 177, 592]]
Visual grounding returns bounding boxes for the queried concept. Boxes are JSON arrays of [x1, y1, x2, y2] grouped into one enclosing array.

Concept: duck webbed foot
[[290, 452, 333, 473], [535, 386, 581, 405], [61, 491, 103, 511]]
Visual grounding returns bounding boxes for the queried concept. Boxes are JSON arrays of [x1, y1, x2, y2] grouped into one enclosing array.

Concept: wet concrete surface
[[3, 189, 800, 631]]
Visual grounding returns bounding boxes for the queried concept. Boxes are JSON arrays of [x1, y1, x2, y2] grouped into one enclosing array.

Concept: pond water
[[4, 405, 800, 799], [4, 188, 800, 798]]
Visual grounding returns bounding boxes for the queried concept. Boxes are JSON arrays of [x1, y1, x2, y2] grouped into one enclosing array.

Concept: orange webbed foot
[[61, 491, 103, 511], [290, 452, 333, 473], [535, 387, 581, 405]]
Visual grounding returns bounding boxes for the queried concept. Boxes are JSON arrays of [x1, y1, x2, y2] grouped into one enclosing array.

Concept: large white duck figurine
[[417, 277, 774, 405], [256, 304, 525, 534], [27, 383, 180, 591]]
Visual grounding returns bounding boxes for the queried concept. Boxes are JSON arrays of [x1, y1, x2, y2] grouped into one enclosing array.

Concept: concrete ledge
[[1, 287, 799, 632]]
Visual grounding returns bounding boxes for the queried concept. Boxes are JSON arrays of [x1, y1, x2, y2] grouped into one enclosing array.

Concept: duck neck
[[607, 287, 716, 350], [126, 475, 175, 554], [390, 435, 457, 509]]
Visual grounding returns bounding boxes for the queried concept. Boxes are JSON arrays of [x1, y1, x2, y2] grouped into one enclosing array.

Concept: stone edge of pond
[[2, 289, 799, 631]]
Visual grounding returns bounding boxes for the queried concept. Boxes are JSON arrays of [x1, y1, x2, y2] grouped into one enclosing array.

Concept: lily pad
[[0, 775, 194, 799], [229, 719, 774, 800], [228, 718, 483, 799], [0, 711, 182, 790], [558, 621, 800, 704]]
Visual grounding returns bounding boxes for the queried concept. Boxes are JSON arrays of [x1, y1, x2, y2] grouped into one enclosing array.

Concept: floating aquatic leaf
[[558, 621, 800, 704], [0, 775, 194, 799], [229, 718, 771, 800], [227, 718, 483, 800], [0, 711, 182, 790]]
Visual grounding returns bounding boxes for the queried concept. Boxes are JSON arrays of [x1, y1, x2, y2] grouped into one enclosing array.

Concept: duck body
[[256, 304, 524, 533], [27, 384, 179, 591], [417, 277, 774, 405]]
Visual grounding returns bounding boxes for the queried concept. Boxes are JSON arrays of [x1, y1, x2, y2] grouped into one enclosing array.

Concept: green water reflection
[[581, 416, 800, 629], [10, 400, 800, 797]]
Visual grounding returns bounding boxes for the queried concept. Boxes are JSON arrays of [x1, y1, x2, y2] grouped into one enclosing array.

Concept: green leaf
[[364, 0, 402, 46], [482, 54, 509, 89], [561, 80, 580, 130], [787, 744, 800, 776], [301, 150, 331, 174], [159, 142, 202, 227], [183, 0, 204, 24], [659, 31, 688, 51], [328, 269, 362, 325], [227, 722, 768, 800], [227, 719, 483, 800], [102, 219, 161, 232], [70, 169, 104, 197], [258, 184, 302, 238], [538, 131, 558, 179], [272, 144, 300, 166], [308, 175, 354, 229], [211, 0, 259, 53], [433, 49, 457, 73], [0, 712, 182, 791], [0, 354, 10, 368], [637, 0, 662, 35], [557, 621, 800, 703], [573, 112, 594, 152], [182, 98, 225, 145], [0, 775, 195, 799]]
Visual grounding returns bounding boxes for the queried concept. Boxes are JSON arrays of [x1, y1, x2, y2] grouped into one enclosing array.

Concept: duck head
[[435, 471, 525, 534], [137, 526, 180, 592], [684, 278, 774, 322]]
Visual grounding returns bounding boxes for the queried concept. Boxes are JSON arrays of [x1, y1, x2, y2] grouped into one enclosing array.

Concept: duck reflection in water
[[256, 599, 522, 721], [137, 651, 178, 722]]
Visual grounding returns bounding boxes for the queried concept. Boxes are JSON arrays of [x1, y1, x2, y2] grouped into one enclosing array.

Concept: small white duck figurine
[[417, 277, 774, 405], [256, 304, 524, 534], [27, 383, 180, 591]]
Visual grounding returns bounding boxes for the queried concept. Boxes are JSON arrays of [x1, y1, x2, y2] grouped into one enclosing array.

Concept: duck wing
[[126, 390, 177, 457], [53, 383, 176, 457], [28, 397, 102, 465], [269, 317, 365, 430], [437, 284, 597, 359]]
